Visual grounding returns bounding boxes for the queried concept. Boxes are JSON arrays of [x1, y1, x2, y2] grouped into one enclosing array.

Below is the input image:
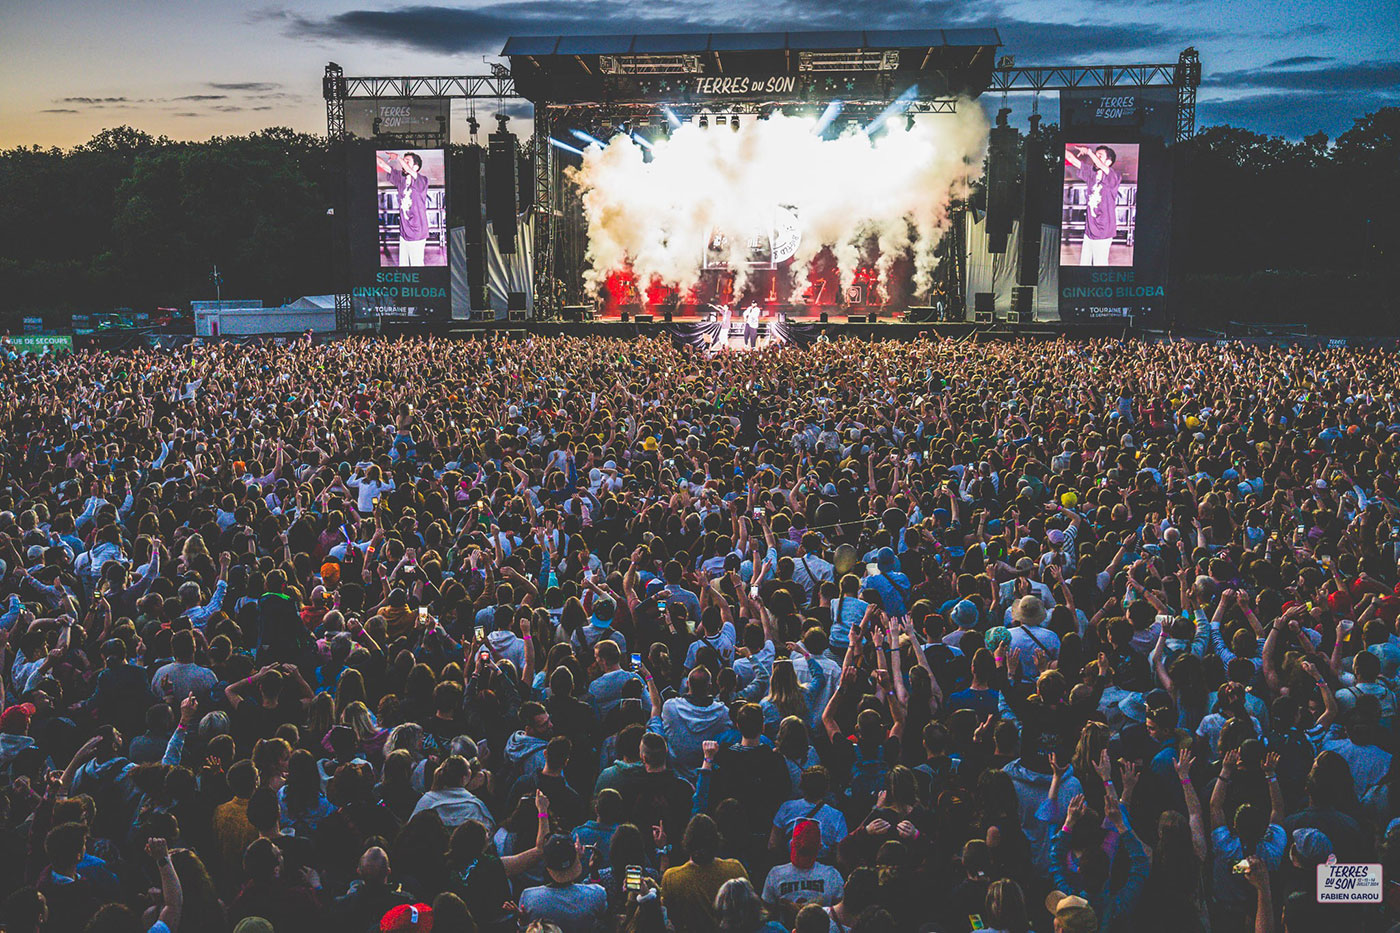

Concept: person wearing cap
[[861, 547, 910, 617], [1007, 596, 1060, 682], [940, 598, 981, 650], [1046, 892, 1098, 933], [573, 593, 627, 658], [0, 701, 38, 771], [379, 902, 433, 933], [516, 834, 608, 933], [1040, 504, 1083, 572]]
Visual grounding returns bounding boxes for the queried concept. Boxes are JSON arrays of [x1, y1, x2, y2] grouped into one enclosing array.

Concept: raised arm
[[1210, 747, 1240, 831], [1264, 751, 1285, 826], [1301, 659, 1338, 730], [1174, 752, 1208, 862], [147, 837, 183, 933]]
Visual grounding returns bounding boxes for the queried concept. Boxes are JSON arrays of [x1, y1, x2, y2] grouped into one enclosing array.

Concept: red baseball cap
[[381, 904, 433, 933], [790, 819, 821, 870], [0, 703, 36, 732]]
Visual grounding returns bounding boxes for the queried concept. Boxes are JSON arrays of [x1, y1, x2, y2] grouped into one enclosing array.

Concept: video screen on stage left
[[375, 149, 447, 267], [1060, 142, 1139, 268]]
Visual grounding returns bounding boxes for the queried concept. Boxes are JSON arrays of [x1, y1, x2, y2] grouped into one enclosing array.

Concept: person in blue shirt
[[862, 547, 910, 617]]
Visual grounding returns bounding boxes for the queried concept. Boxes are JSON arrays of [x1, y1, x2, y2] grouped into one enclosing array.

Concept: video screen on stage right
[[1060, 142, 1139, 268], [1055, 88, 1175, 326]]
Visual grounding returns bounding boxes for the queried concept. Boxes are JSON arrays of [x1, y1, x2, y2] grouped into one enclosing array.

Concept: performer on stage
[[714, 302, 733, 349], [1065, 145, 1121, 266], [743, 302, 761, 349]]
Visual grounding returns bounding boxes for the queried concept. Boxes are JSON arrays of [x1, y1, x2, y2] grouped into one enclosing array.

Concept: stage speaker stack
[[974, 292, 994, 324], [847, 313, 866, 324], [1010, 286, 1033, 324], [1018, 114, 1044, 290], [487, 125, 519, 255], [451, 144, 491, 312], [985, 108, 1019, 254], [634, 313, 654, 324]]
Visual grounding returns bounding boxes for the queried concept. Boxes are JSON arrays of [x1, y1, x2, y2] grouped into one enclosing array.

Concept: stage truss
[[324, 48, 1200, 324]]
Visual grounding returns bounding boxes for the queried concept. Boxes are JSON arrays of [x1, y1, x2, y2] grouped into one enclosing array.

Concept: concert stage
[[382, 317, 1137, 343]]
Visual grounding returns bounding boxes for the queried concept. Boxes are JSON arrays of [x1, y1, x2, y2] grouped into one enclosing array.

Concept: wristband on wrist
[[1180, 779, 1191, 787], [537, 811, 549, 819]]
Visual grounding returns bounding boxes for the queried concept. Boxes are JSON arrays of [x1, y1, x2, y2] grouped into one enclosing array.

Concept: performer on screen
[[376, 151, 430, 267], [1065, 145, 1121, 266], [742, 302, 761, 349]]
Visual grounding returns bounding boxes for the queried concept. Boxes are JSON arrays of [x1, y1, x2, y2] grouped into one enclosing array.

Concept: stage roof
[[504, 28, 1001, 104], [502, 30, 1002, 56]]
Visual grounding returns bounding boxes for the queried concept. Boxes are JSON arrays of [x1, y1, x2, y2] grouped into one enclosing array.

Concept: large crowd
[[2, 332, 1400, 933]]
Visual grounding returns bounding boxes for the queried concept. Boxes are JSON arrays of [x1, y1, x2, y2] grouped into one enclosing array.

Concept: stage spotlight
[[570, 128, 605, 148], [813, 100, 843, 135], [698, 113, 709, 129], [731, 113, 741, 132], [549, 137, 585, 156], [863, 84, 919, 136], [631, 132, 654, 150], [663, 106, 682, 128]]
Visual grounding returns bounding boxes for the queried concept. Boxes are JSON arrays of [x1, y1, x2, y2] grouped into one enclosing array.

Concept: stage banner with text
[[6, 335, 73, 354], [1056, 88, 1176, 326]]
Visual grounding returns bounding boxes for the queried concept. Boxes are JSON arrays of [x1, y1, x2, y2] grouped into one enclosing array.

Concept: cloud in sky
[[271, 0, 1196, 59], [1211, 58, 1400, 91], [208, 81, 282, 92], [17, 0, 1397, 145], [1264, 54, 1331, 67]]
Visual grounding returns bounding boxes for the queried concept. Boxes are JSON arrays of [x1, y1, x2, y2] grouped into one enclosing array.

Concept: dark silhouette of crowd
[[2, 332, 1399, 933]]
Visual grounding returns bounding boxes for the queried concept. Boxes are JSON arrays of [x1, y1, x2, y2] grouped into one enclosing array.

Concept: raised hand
[[1173, 751, 1194, 784], [1065, 794, 1088, 828]]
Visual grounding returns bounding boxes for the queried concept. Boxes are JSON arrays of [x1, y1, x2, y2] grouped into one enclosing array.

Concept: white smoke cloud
[[566, 106, 988, 300]]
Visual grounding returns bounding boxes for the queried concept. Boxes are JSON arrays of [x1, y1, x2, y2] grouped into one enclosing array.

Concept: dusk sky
[[2, 0, 1396, 148]]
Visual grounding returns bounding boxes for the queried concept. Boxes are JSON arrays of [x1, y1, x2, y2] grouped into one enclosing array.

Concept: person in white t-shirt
[[347, 464, 394, 515], [762, 820, 844, 926]]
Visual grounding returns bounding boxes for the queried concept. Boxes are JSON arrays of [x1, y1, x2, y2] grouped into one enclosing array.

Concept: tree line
[[0, 109, 1395, 330]]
